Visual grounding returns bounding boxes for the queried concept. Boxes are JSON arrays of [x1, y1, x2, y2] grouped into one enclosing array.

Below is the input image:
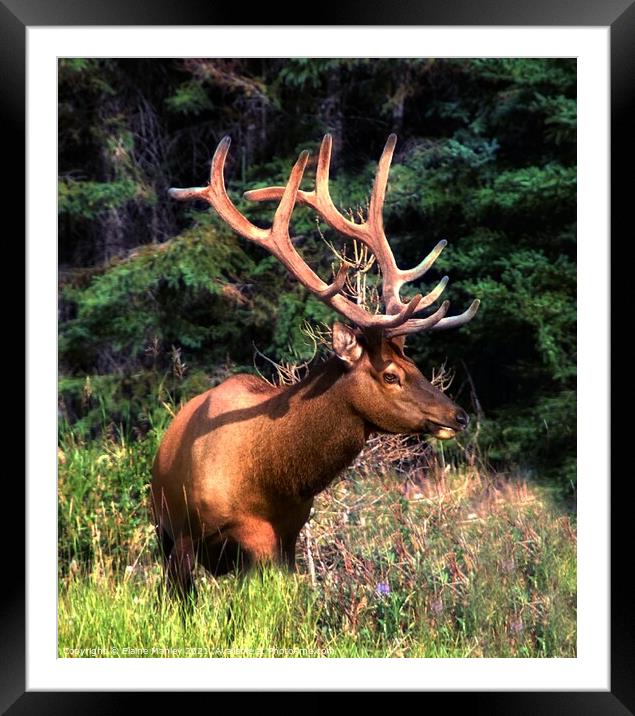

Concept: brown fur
[[151, 325, 468, 594]]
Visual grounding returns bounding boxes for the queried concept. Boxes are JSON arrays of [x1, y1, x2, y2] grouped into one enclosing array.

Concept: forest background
[[57, 58, 578, 657], [58, 57, 577, 496]]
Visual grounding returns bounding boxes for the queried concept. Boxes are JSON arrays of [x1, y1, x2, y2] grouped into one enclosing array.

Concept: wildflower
[[375, 582, 391, 597]]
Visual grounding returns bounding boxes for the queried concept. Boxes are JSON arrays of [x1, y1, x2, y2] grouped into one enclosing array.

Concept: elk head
[[331, 322, 469, 439], [169, 133, 479, 439]]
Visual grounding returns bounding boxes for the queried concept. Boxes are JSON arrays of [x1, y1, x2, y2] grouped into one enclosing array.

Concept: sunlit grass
[[58, 427, 576, 658]]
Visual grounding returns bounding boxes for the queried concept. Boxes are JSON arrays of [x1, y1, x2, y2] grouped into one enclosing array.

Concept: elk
[[151, 134, 479, 595]]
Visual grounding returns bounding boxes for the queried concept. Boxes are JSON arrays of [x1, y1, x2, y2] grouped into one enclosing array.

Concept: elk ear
[[332, 322, 363, 365]]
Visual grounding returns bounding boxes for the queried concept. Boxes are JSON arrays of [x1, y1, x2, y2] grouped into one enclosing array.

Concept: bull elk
[[151, 134, 479, 595]]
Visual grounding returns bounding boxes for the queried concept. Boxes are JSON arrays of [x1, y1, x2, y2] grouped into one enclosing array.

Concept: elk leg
[[281, 501, 312, 572], [281, 534, 299, 572], [166, 534, 196, 598], [154, 527, 175, 600], [198, 536, 244, 577], [234, 519, 281, 570], [157, 526, 174, 571]]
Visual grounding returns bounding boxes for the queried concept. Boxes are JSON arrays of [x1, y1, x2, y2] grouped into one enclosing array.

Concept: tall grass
[[58, 420, 576, 658]]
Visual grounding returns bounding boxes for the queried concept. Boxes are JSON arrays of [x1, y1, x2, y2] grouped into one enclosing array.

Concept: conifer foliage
[[58, 58, 576, 493]]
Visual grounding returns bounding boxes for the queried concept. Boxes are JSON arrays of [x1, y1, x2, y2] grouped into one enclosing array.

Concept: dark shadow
[[180, 357, 345, 446]]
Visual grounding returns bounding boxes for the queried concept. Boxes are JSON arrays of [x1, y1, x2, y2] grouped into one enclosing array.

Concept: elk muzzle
[[424, 406, 469, 439]]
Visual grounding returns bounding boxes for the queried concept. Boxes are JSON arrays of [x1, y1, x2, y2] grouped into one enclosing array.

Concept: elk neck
[[253, 357, 370, 500]]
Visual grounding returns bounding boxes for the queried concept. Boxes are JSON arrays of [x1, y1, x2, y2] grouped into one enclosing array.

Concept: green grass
[[58, 426, 576, 658]]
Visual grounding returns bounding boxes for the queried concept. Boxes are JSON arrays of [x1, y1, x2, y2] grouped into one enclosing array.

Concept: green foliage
[[467, 58, 575, 91], [165, 81, 213, 115], [479, 392, 577, 492], [59, 178, 143, 219], [58, 58, 116, 96], [60, 221, 257, 372], [474, 164, 576, 220], [277, 58, 346, 89], [58, 428, 576, 657], [58, 57, 577, 494], [58, 369, 213, 439], [59, 58, 93, 74], [531, 93, 577, 145]]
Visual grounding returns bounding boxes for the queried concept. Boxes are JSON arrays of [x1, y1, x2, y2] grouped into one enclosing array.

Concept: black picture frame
[[9, 0, 629, 711]]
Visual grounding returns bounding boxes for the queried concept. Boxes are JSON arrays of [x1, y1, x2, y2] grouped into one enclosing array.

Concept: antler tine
[[385, 300, 451, 338], [400, 240, 447, 283], [206, 137, 269, 242], [312, 134, 370, 239], [243, 134, 357, 239], [368, 133, 397, 234], [316, 263, 350, 300], [364, 134, 408, 316], [429, 299, 481, 331], [415, 275, 449, 310], [387, 299, 481, 337], [271, 150, 310, 237]]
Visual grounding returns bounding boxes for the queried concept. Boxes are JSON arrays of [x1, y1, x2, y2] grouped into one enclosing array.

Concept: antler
[[169, 137, 434, 331], [169, 135, 479, 337], [245, 135, 479, 337]]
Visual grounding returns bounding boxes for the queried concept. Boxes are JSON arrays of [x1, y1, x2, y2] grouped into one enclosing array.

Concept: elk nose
[[455, 409, 469, 429]]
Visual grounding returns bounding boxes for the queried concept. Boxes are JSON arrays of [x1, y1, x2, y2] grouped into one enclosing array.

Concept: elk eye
[[383, 373, 399, 385]]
